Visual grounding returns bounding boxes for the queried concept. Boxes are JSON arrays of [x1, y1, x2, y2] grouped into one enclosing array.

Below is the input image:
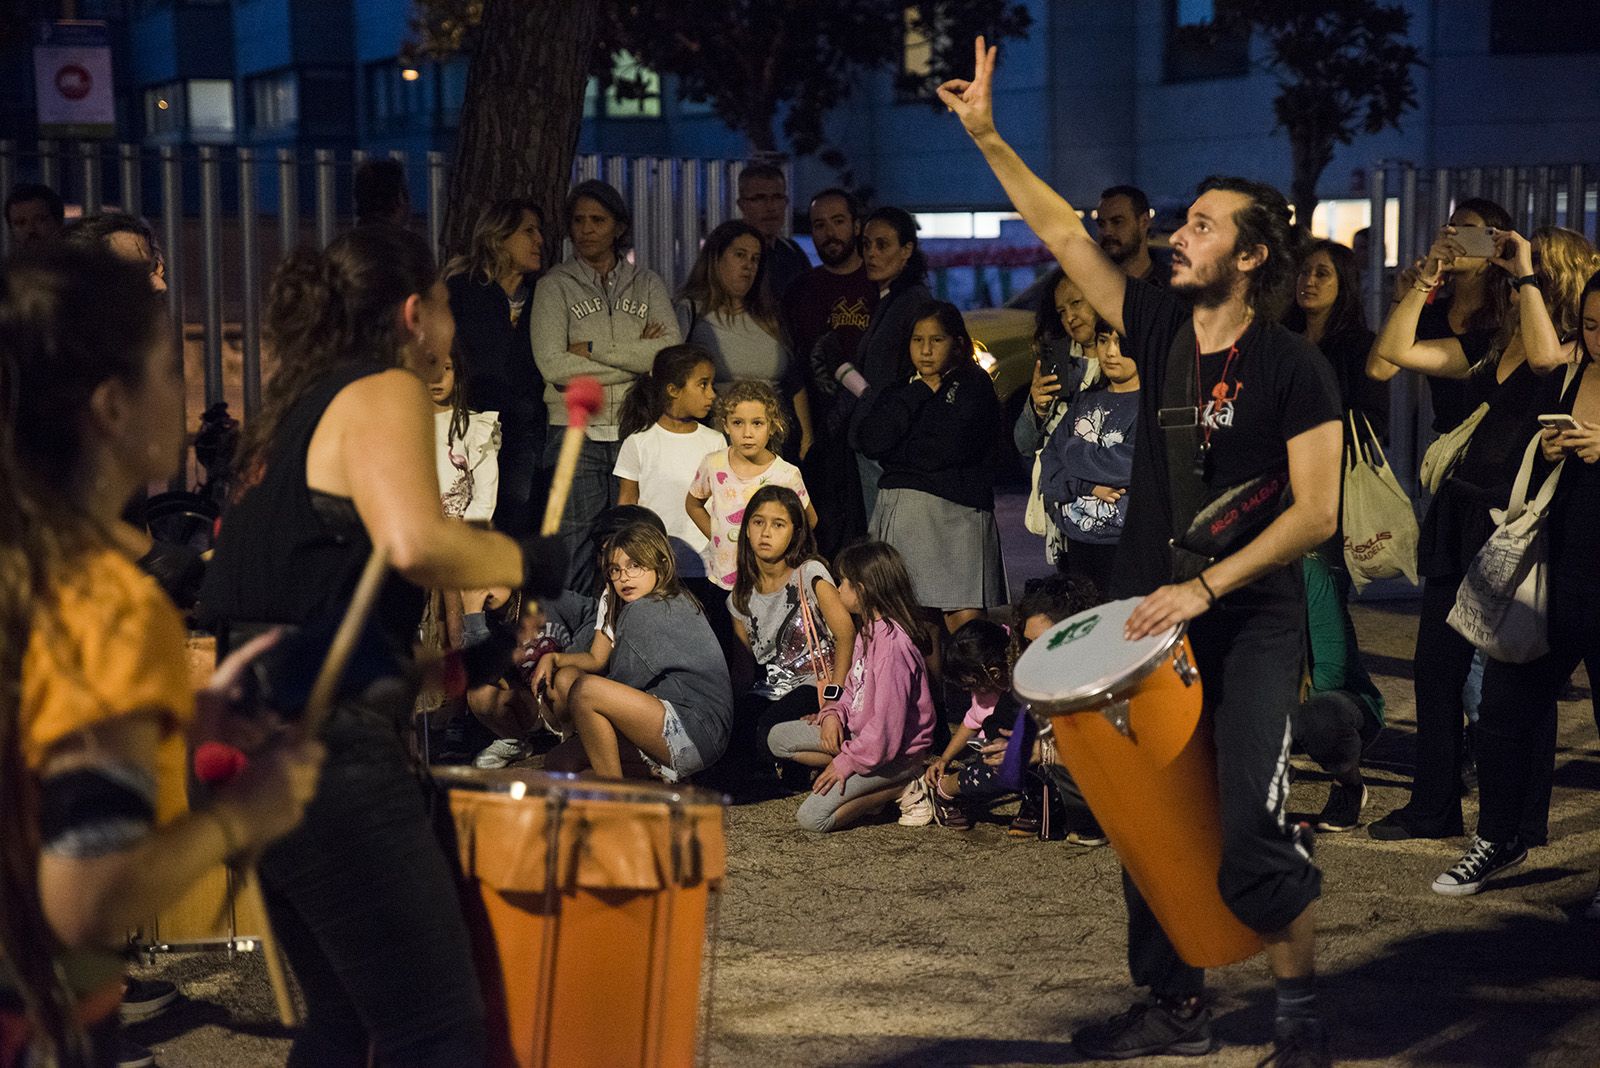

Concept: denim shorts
[[639, 699, 704, 783]]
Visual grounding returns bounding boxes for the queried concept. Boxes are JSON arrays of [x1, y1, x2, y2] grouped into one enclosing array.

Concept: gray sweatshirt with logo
[[530, 256, 681, 441]]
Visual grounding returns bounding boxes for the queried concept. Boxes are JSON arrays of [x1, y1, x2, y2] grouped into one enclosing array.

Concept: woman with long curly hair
[[200, 224, 566, 1064]]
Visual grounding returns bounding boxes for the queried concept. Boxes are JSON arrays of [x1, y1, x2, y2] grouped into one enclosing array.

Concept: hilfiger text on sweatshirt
[[571, 296, 652, 320]]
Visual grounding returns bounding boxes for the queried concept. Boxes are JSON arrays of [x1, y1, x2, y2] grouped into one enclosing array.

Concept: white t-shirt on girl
[[614, 422, 726, 578], [434, 409, 501, 523], [688, 450, 811, 590]]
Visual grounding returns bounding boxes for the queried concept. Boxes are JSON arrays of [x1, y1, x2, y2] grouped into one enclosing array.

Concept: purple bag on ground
[[995, 703, 1037, 792]]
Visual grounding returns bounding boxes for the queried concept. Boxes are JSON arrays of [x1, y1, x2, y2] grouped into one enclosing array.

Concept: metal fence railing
[[0, 139, 773, 420]]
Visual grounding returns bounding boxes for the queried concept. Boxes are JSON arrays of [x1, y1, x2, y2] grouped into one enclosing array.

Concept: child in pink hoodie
[[766, 541, 936, 832]]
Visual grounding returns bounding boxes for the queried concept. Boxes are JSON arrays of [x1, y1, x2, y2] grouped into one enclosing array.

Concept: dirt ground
[[125, 595, 1600, 1067]]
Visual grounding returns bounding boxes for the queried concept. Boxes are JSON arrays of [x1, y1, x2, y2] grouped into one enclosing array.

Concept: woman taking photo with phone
[[1367, 224, 1600, 843]]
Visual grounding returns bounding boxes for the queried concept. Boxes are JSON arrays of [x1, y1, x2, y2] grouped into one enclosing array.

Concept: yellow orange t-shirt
[[21, 546, 195, 823]]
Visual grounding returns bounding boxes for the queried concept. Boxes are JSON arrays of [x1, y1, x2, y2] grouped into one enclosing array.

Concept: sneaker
[[1065, 826, 1109, 847], [1367, 805, 1462, 841], [1315, 782, 1368, 833], [897, 778, 933, 827], [1431, 835, 1528, 896], [929, 784, 972, 831], [472, 738, 531, 770], [1257, 1016, 1331, 1067], [1071, 999, 1218, 1060], [115, 1035, 156, 1068], [1008, 788, 1043, 838], [120, 978, 177, 1022]]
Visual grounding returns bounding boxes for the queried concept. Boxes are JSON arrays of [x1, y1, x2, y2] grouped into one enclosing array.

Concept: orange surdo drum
[[1012, 597, 1262, 968], [435, 767, 728, 1068]]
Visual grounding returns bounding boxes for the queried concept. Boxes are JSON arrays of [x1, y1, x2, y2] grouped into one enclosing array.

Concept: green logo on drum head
[[1047, 614, 1099, 650]]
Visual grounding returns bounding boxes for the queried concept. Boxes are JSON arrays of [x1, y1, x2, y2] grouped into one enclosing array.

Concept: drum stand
[[128, 866, 261, 964]]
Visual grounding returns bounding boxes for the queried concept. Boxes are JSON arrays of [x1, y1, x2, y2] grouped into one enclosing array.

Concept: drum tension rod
[[1100, 699, 1134, 738]]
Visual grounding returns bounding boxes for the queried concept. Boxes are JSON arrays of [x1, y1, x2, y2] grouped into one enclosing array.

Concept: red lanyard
[[1195, 336, 1242, 447]]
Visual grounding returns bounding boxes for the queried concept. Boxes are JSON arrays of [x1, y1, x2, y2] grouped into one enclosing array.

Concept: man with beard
[[1096, 184, 1172, 287], [941, 39, 1342, 1067], [783, 187, 879, 554]]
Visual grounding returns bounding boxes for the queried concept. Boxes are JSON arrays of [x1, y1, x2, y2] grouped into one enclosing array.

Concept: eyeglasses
[[606, 562, 650, 581], [739, 193, 788, 205]]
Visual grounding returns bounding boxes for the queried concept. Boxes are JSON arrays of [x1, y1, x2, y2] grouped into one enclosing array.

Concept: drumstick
[[541, 377, 605, 537]]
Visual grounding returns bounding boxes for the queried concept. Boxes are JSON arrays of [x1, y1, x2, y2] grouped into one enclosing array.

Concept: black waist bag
[[1160, 320, 1290, 582]]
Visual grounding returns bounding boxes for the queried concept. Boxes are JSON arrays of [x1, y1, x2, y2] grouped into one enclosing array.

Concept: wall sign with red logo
[[34, 20, 115, 140]]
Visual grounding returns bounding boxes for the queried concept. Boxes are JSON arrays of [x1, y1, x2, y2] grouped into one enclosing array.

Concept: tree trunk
[[1288, 130, 1333, 234], [441, 0, 602, 259]]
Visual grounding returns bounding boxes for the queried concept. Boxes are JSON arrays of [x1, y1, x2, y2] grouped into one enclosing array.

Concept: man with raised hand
[[939, 38, 1342, 1068]]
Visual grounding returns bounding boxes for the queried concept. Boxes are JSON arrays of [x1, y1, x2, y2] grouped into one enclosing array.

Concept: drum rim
[[431, 765, 729, 807], [1012, 621, 1188, 716]]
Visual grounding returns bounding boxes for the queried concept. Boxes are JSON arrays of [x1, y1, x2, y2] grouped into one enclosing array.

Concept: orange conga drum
[[1012, 597, 1262, 967], [436, 767, 727, 1068]]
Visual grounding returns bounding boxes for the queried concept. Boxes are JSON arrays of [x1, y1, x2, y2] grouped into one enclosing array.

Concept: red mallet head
[[564, 376, 604, 430], [194, 740, 250, 785]]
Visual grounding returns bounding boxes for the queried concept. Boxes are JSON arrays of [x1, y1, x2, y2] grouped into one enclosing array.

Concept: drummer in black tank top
[[199, 227, 565, 1066], [945, 49, 1344, 1062]]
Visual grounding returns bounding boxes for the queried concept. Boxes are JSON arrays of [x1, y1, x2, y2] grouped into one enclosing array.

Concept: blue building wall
[[3, 0, 1597, 221]]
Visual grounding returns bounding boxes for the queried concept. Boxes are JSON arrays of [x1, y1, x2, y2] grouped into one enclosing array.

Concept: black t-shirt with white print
[[1110, 278, 1341, 601]]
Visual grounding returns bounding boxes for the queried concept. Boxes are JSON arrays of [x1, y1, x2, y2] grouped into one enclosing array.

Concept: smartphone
[[1453, 225, 1497, 258], [1538, 413, 1580, 432]]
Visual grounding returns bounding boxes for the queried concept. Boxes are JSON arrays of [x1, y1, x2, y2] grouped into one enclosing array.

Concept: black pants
[[1473, 629, 1599, 846], [259, 681, 486, 1067], [492, 423, 546, 540], [1291, 690, 1370, 782], [1404, 573, 1477, 829], [1123, 594, 1321, 1000], [1062, 538, 1120, 602]]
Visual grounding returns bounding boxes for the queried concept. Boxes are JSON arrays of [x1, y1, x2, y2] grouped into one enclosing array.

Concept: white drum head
[[1012, 597, 1183, 714]]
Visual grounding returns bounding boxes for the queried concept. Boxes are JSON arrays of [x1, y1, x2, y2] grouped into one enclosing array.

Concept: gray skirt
[[870, 487, 1007, 610]]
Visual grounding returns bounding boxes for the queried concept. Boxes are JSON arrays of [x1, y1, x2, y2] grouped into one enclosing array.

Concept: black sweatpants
[[1474, 629, 1600, 846], [1123, 591, 1322, 1000], [259, 681, 486, 1067]]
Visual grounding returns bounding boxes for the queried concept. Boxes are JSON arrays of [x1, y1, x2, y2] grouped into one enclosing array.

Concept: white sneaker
[[897, 778, 933, 826], [473, 738, 531, 770]]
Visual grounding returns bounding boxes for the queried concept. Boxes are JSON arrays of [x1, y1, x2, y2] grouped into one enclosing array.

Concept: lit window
[[1175, 0, 1215, 26], [251, 71, 298, 133], [902, 8, 933, 79], [187, 79, 236, 142], [603, 52, 660, 119]]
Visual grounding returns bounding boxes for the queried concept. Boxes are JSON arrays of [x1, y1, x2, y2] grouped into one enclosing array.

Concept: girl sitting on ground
[[766, 541, 935, 832], [543, 522, 732, 781], [723, 486, 855, 787], [914, 618, 1018, 831], [490, 505, 666, 769], [687, 379, 816, 591]]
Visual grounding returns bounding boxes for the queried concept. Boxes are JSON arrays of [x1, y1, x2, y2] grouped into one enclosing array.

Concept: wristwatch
[[821, 683, 843, 702], [1512, 274, 1539, 291]]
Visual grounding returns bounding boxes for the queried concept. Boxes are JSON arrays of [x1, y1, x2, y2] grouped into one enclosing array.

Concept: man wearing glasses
[[736, 163, 812, 301]]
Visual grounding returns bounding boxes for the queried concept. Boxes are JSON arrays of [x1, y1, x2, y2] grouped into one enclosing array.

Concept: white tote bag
[[1447, 434, 1564, 664], [1341, 412, 1420, 591], [1420, 401, 1489, 495]]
